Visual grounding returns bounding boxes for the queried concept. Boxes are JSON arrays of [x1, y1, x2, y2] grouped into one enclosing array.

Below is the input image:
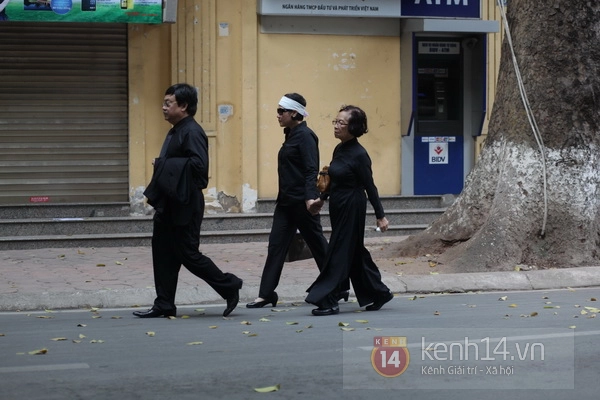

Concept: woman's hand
[[376, 217, 389, 232], [306, 199, 324, 215]]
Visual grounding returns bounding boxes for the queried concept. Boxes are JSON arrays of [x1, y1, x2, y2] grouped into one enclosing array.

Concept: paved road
[[0, 288, 598, 400]]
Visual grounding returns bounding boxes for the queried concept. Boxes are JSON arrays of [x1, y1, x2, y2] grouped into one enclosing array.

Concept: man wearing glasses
[[135, 83, 243, 318], [246, 93, 329, 309]]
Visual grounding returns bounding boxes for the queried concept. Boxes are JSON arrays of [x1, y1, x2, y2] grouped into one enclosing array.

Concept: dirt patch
[[365, 237, 461, 276]]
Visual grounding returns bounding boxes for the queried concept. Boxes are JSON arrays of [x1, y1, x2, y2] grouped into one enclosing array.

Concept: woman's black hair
[[284, 92, 306, 121], [165, 83, 198, 117], [339, 105, 368, 137]]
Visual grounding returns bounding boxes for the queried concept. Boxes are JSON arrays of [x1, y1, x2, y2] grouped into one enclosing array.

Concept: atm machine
[[402, 34, 487, 196]]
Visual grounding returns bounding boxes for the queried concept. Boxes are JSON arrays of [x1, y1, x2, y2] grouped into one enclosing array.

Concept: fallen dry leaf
[[29, 348, 48, 355], [187, 341, 203, 345], [254, 384, 280, 393]]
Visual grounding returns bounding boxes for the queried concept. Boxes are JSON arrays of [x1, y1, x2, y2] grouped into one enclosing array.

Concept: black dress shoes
[[246, 292, 278, 308], [223, 290, 240, 317], [365, 290, 394, 311], [338, 290, 350, 302], [311, 306, 340, 316], [132, 308, 176, 318]]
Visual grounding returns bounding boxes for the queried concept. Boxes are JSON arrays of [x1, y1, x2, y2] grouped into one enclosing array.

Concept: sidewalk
[[1, 236, 600, 311]]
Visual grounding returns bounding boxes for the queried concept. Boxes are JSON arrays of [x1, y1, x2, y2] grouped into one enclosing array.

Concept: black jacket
[[144, 116, 209, 225], [276, 121, 321, 206]]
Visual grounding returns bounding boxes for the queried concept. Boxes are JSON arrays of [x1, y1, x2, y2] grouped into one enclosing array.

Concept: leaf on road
[[591, 298, 597, 302], [584, 307, 600, 313], [181, 315, 190, 319], [338, 322, 349, 327], [51, 337, 68, 341], [146, 332, 155, 337], [79, 334, 86, 339], [248, 333, 258, 337], [209, 326, 218, 329], [115, 261, 123, 265], [111, 316, 122, 319], [187, 341, 203, 345], [195, 308, 205, 312], [29, 348, 48, 355], [569, 326, 576, 329], [242, 331, 251, 335], [355, 320, 369, 324], [530, 312, 539, 317], [508, 304, 518, 308], [77, 324, 87, 327], [90, 340, 105, 344], [286, 322, 298, 325], [241, 321, 252, 325], [37, 316, 53, 319], [259, 318, 271, 322], [428, 261, 437, 268], [295, 330, 303, 333], [254, 384, 280, 393], [433, 311, 440, 316], [498, 296, 508, 301], [341, 327, 355, 331], [96, 264, 106, 267], [271, 308, 291, 312]]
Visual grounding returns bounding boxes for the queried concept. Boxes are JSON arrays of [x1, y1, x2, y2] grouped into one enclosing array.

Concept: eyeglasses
[[162, 100, 177, 108], [332, 119, 348, 126], [277, 108, 293, 115]]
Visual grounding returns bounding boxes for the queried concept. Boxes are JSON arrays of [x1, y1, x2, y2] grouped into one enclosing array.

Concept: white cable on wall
[[497, 0, 548, 237]]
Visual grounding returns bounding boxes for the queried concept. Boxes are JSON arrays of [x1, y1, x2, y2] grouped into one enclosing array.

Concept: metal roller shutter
[[0, 22, 128, 205]]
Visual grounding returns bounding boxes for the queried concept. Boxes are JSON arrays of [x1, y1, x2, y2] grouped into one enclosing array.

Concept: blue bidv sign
[[401, 0, 481, 19]]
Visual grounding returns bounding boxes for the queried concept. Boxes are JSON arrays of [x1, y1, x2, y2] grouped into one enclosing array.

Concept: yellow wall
[[257, 33, 402, 198], [128, 23, 173, 206], [127, 0, 502, 211]]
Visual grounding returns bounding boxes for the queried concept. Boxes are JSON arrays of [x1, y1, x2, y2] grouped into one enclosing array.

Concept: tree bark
[[396, 0, 600, 272]]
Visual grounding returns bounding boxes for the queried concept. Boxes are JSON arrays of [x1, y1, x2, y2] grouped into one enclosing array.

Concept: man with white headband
[[247, 92, 335, 309]]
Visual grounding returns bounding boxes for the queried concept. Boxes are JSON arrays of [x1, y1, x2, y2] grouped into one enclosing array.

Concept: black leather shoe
[[246, 292, 278, 308], [132, 308, 176, 318], [311, 306, 340, 316], [365, 291, 394, 311], [338, 290, 350, 302], [223, 290, 240, 317]]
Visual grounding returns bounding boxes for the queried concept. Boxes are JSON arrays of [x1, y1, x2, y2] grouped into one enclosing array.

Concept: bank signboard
[[0, 0, 163, 23], [258, 0, 482, 19]]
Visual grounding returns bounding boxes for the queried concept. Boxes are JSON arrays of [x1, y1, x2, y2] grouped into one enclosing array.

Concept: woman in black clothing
[[305, 105, 393, 316]]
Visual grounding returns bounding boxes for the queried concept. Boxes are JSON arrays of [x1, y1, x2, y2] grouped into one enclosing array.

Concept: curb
[[2, 267, 600, 312]]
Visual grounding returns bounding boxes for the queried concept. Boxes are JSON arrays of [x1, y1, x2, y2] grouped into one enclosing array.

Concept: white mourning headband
[[279, 96, 309, 117]]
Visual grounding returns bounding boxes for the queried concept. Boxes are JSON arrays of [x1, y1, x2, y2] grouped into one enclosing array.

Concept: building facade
[[0, 0, 503, 213]]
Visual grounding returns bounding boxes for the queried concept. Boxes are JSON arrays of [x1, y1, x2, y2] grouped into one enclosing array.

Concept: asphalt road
[[0, 288, 598, 400]]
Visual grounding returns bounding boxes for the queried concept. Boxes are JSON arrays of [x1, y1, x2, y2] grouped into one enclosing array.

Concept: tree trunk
[[396, 0, 600, 272]]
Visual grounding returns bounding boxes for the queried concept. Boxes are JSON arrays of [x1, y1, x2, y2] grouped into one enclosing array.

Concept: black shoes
[[223, 291, 240, 317], [223, 280, 243, 317], [246, 292, 278, 308], [311, 306, 340, 316], [338, 290, 350, 302], [132, 308, 176, 318], [365, 290, 394, 311]]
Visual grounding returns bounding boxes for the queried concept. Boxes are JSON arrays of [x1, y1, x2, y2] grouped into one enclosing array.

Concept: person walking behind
[[305, 105, 393, 316], [134, 83, 243, 319], [246, 93, 335, 308]]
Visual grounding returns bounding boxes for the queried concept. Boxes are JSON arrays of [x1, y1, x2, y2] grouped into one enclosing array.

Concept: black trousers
[[257, 202, 329, 299], [151, 209, 242, 312]]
